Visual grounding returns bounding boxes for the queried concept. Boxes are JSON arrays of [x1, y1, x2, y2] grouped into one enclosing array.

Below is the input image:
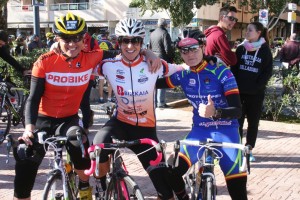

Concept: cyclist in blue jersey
[[156, 30, 247, 200]]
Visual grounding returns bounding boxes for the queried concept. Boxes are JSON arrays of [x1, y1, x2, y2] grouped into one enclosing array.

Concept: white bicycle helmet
[[115, 18, 145, 38]]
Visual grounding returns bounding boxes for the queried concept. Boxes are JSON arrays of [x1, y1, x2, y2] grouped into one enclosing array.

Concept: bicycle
[[84, 137, 163, 200], [171, 139, 250, 200], [0, 65, 30, 140], [20, 128, 86, 200]]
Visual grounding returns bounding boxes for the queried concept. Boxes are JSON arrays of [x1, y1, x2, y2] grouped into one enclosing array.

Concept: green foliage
[[129, 0, 293, 28], [264, 68, 300, 122], [130, 0, 219, 27], [0, 48, 47, 87]]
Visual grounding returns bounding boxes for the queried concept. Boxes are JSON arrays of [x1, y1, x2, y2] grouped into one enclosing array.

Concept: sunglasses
[[179, 45, 201, 55], [224, 15, 238, 23], [119, 37, 142, 45], [60, 35, 83, 43]]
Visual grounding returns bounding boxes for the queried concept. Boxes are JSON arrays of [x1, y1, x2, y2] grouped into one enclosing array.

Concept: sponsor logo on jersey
[[117, 85, 125, 96], [138, 68, 148, 84], [204, 77, 210, 84], [189, 79, 196, 87], [116, 69, 125, 83], [138, 75, 148, 84], [127, 116, 147, 123], [46, 69, 92, 86], [124, 90, 148, 96]]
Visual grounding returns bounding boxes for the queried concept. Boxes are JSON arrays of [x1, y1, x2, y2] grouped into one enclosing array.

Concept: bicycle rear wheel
[[0, 99, 11, 143], [43, 170, 78, 200], [106, 175, 144, 200]]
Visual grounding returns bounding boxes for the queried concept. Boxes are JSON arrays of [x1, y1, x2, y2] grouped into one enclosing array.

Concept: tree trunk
[[0, 2, 8, 31]]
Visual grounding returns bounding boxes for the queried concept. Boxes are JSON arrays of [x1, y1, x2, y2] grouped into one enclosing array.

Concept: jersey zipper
[[128, 63, 139, 126]]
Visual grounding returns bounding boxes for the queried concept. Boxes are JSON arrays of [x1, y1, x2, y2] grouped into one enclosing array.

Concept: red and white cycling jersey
[[32, 50, 104, 118], [98, 55, 180, 127]]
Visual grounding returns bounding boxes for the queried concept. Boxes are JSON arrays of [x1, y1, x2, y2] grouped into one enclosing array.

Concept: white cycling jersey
[[97, 55, 181, 127]]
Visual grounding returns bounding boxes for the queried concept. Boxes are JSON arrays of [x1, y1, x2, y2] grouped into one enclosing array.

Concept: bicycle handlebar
[[173, 139, 251, 174], [84, 138, 163, 176]]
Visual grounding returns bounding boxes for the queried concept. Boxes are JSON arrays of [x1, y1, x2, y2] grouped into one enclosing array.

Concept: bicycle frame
[[172, 139, 250, 200], [84, 138, 163, 200], [42, 130, 85, 200]]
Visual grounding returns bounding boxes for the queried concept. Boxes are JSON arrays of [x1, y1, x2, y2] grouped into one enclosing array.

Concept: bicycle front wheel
[[43, 170, 78, 200], [0, 99, 11, 143], [106, 175, 144, 200], [201, 176, 215, 200]]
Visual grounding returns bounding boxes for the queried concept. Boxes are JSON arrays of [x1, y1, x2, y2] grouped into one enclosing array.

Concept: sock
[[79, 179, 90, 190]]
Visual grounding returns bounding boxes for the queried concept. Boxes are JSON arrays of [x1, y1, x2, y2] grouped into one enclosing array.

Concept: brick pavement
[[1, 106, 300, 200]]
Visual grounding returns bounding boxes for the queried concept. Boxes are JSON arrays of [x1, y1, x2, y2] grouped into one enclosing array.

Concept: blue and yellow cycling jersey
[[166, 60, 240, 128]]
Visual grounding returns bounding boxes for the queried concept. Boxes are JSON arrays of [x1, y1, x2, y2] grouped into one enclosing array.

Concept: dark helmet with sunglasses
[[53, 12, 87, 36]]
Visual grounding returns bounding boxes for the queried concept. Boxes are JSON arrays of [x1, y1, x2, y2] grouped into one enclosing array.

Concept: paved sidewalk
[[1, 107, 300, 199]]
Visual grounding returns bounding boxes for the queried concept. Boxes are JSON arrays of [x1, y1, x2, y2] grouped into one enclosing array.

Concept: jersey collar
[[121, 54, 144, 67], [190, 60, 208, 73]]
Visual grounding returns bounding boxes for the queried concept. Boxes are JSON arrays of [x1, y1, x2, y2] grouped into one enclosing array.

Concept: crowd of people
[[0, 4, 287, 200]]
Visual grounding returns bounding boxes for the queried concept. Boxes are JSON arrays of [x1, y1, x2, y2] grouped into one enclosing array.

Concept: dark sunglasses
[[224, 15, 238, 23], [179, 45, 201, 55], [60, 35, 83, 43], [119, 37, 142, 45]]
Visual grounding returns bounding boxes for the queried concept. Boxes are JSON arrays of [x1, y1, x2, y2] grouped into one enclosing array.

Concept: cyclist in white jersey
[[93, 18, 184, 200]]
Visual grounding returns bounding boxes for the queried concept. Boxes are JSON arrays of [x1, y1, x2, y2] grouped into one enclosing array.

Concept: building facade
[[7, 0, 300, 45]]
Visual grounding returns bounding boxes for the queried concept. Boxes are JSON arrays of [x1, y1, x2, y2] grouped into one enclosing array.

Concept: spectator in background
[[46, 32, 56, 48], [149, 18, 174, 108], [279, 33, 300, 73], [0, 30, 26, 74], [204, 5, 238, 66], [13, 34, 27, 56], [27, 34, 42, 52], [231, 22, 273, 162], [98, 30, 114, 103], [108, 34, 119, 50]]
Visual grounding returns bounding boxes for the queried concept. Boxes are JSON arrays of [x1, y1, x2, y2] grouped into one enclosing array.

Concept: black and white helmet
[[115, 18, 145, 38]]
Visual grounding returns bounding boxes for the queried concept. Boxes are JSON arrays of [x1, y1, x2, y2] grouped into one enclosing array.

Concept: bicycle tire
[[105, 175, 144, 200], [43, 170, 78, 200], [0, 99, 11, 143], [201, 176, 215, 200], [19, 94, 28, 127]]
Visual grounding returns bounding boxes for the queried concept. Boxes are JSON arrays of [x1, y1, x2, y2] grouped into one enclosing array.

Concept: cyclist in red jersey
[[13, 12, 161, 200]]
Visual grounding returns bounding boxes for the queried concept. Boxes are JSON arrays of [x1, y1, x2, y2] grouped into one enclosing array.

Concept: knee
[[66, 126, 89, 147]]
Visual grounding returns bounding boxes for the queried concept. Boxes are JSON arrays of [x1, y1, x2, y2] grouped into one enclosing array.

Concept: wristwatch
[[214, 108, 222, 119]]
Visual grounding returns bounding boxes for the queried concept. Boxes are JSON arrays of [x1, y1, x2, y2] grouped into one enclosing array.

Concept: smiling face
[[180, 45, 203, 67], [119, 37, 143, 62], [57, 34, 84, 58], [219, 11, 238, 31]]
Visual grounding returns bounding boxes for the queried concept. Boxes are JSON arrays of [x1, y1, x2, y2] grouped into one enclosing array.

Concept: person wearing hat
[[0, 30, 26, 74], [13, 12, 161, 200], [156, 30, 247, 200], [46, 32, 55, 48]]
